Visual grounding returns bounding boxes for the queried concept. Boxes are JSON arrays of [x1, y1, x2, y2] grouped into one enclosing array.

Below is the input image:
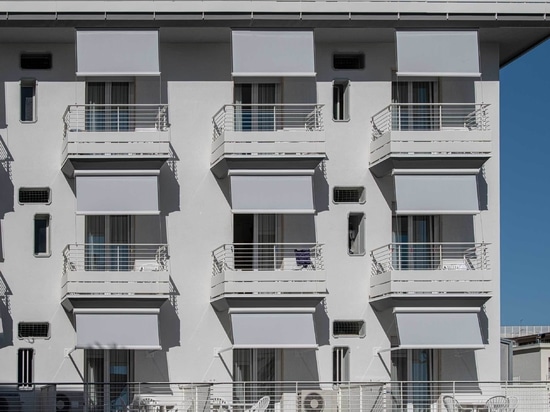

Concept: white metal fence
[[1, 381, 549, 412], [371, 103, 490, 140], [63, 243, 169, 273], [370, 242, 490, 275], [212, 104, 324, 140], [212, 243, 324, 274], [63, 105, 169, 135]]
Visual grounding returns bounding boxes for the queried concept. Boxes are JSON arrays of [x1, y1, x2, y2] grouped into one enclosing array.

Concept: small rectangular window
[[20, 80, 36, 122], [17, 349, 34, 389], [334, 187, 365, 204], [348, 213, 365, 256], [21, 53, 52, 70], [34, 214, 50, 256], [333, 53, 365, 70], [18, 322, 50, 339], [19, 188, 51, 204], [333, 347, 350, 384], [333, 80, 350, 121]]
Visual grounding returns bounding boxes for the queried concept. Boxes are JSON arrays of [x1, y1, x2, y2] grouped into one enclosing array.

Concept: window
[[333, 187, 365, 203], [20, 80, 36, 122], [333, 53, 364, 70], [234, 349, 280, 406], [21, 53, 52, 70], [348, 213, 365, 255], [85, 215, 132, 271], [33, 214, 50, 256], [19, 188, 51, 204], [333, 80, 350, 121], [333, 347, 350, 384], [86, 82, 134, 131], [17, 349, 34, 389], [18, 322, 50, 339], [85, 350, 133, 408], [333, 320, 366, 338]]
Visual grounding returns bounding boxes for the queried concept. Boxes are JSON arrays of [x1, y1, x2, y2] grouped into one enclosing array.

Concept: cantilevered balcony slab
[[370, 242, 492, 310], [210, 104, 325, 178], [370, 104, 492, 177], [62, 104, 171, 176], [61, 243, 170, 311], [210, 243, 327, 307]]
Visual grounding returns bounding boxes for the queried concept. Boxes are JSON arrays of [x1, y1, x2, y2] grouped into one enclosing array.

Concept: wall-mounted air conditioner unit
[[299, 390, 337, 412]]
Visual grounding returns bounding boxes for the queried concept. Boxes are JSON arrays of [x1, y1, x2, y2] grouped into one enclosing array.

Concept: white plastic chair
[[245, 396, 270, 412], [443, 396, 472, 412]]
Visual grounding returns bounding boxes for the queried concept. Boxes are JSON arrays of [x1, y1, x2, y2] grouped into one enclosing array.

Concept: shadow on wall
[[159, 297, 181, 350], [159, 158, 181, 216], [0, 270, 13, 348], [477, 169, 488, 211], [314, 299, 330, 346], [0, 134, 14, 261], [313, 161, 329, 213]]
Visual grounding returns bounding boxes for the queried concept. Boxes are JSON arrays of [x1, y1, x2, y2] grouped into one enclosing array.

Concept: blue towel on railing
[[295, 249, 312, 268]]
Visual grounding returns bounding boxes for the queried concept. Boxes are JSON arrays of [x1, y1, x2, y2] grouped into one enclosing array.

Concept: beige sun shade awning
[[75, 170, 160, 215], [394, 169, 480, 215], [75, 308, 161, 350], [230, 170, 315, 214], [396, 31, 480, 77], [76, 30, 160, 76], [394, 307, 484, 350], [230, 308, 318, 349], [232, 30, 316, 77]]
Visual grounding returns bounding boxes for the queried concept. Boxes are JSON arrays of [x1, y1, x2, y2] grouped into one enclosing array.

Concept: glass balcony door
[[233, 349, 280, 408], [85, 216, 133, 271], [234, 83, 279, 131], [392, 81, 438, 130], [391, 349, 435, 412], [86, 82, 134, 132], [392, 216, 439, 270], [85, 349, 134, 412]]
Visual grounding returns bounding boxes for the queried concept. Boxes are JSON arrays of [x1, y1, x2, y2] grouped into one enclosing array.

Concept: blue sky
[[500, 39, 550, 325]]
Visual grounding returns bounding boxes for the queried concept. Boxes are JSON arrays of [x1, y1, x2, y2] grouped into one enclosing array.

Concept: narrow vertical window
[[348, 212, 365, 255], [332, 347, 350, 384], [20, 80, 36, 122], [333, 80, 350, 121], [34, 214, 50, 256], [18, 349, 34, 389]]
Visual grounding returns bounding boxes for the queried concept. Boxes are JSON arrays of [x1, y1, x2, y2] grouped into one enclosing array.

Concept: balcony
[[370, 103, 492, 176], [211, 104, 325, 177], [211, 243, 327, 302], [62, 104, 171, 175], [370, 242, 492, 304], [61, 243, 170, 310]]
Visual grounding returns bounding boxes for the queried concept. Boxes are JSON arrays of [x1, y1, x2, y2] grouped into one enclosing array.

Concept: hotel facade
[[0, 0, 547, 411]]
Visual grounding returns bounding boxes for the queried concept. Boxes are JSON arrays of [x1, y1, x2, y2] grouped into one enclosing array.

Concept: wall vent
[[333, 320, 365, 337], [18, 188, 50, 204], [333, 53, 365, 70], [18, 322, 50, 339], [333, 187, 365, 203]]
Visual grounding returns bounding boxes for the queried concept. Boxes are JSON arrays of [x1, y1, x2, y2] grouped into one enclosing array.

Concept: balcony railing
[[63, 104, 169, 136], [1, 381, 548, 412], [212, 243, 324, 274], [212, 104, 324, 140], [371, 103, 490, 140], [371, 242, 489, 276], [63, 243, 169, 274]]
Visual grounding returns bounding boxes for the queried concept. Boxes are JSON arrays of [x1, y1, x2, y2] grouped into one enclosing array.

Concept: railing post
[[439, 104, 443, 130], [117, 106, 120, 132]]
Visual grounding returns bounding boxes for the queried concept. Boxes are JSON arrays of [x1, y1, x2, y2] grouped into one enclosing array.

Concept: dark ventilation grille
[[333, 320, 365, 337], [18, 322, 50, 339], [333, 53, 365, 70], [21, 53, 52, 70], [333, 187, 365, 203], [19, 188, 50, 204]]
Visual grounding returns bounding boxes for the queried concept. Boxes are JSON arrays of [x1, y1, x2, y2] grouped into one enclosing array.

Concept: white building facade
[[0, 0, 547, 411]]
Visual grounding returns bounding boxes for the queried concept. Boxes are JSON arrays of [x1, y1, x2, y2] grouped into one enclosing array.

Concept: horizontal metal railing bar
[[371, 103, 490, 140], [212, 243, 324, 274], [212, 103, 324, 140], [370, 242, 490, 275], [63, 104, 169, 136], [1, 381, 548, 412], [63, 243, 169, 274]]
